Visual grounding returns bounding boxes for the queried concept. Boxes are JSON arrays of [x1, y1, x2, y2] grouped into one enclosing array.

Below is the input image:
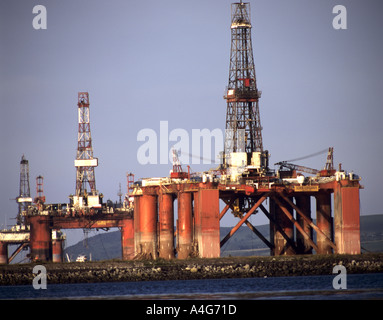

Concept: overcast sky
[[1, 0, 383, 246]]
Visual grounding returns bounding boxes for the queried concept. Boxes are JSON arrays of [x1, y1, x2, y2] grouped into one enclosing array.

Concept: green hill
[[360, 214, 383, 252], [64, 231, 121, 262], [64, 214, 383, 261]]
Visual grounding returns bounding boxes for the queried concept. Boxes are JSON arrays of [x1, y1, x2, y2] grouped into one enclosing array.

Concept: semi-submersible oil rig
[[0, 1, 362, 264]]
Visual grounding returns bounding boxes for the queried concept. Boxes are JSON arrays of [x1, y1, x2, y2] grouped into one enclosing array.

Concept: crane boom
[[275, 161, 319, 175], [275, 147, 335, 176]]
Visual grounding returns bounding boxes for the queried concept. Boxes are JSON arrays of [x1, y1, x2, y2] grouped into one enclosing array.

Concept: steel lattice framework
[[16, 155, 32, 224], [224, 1, 263, 160], [75, 92, 97, 196]]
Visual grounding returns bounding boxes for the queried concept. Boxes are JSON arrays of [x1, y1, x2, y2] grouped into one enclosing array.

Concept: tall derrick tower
[[16, 155, 32, 224], [73, 92, 100, 209], [224, 1, 268, 174]]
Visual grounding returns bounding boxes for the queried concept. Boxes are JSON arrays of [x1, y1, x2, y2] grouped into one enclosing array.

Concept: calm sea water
[[1, 273, 383, 300]]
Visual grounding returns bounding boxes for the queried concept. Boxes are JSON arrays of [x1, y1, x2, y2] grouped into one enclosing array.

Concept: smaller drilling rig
[[70, 92, 102, 211]]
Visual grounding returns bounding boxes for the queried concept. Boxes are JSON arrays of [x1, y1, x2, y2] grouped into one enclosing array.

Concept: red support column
[[273, 197, 294, 255], [52, 231, 64, 263], [193, 191, 201, 255], [316, 192, 333, 254], [177, 192, 193, 259], [29, 215, 52, 262], [158, 193, 175, 259], [139, 194, 158, 258], [269, 197, 276, 256], [0, 242, 8, 264], [334, 184, 361, 254], [295, 195, 312, 254], [52, 240, 63, 263], [121, 217, 134, 260], [133, 196, 141, 256], [197, 189, 220, 258]]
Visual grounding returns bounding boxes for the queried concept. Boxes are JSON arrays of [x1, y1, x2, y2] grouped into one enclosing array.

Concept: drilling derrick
[[16, 155, 32, 225], [224, 1, 268, 175], [73, 92, 100, 209]]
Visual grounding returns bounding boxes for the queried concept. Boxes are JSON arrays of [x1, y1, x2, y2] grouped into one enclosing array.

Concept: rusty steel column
[[0, 242, 8, 264], [121, 217, 134, 260], [273, 196, 294, 255], [316, 192, 333, 254], [52, 236, 63, 263], [197, 189, 220, 258], [29, 215, 52, 262], [269, 197, 276, 256], [139, 194, 158, 258], [133, 196, 141, 255], [158, 193, 175, 259], [295, 195, 312, 254], [193, 191, 200, 255], [177, 192, 193, 259], [334, 183, 361, 254]]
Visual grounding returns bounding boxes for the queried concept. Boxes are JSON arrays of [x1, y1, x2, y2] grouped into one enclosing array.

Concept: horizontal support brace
[[51, 215, 131, 230]]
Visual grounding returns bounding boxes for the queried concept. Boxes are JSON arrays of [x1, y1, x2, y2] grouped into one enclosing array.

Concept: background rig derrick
[[71, 92, 101, 214], [0, 94, 134, 264], [0, 2, 363, 264]]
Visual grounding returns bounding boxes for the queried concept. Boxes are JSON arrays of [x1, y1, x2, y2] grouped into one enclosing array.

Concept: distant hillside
[[220, 225, 270, 257], [65, 231, 121, 262], [360, 214, 383, 252], [64, 214, 383, 261]]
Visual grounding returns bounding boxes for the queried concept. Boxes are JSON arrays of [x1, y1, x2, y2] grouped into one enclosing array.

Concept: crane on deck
[[274, 161, 319, 175], [275, 147, 335, 177]]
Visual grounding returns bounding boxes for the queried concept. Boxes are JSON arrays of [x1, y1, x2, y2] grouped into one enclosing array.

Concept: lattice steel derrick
[[75, 92, 97, 196], [224, 2, 263, 157], [17, 155, 31, 224], [19, 155, 31, 200]]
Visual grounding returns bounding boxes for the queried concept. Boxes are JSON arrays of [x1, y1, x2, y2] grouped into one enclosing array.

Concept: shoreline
[[1, 253, 382, 286]]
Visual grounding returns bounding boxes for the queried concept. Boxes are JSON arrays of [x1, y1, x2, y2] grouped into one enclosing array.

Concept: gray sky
[[1, 0, 383, 246]]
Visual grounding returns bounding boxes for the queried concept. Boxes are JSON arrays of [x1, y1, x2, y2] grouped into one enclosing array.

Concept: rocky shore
[[1, 253, 382, 286]]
